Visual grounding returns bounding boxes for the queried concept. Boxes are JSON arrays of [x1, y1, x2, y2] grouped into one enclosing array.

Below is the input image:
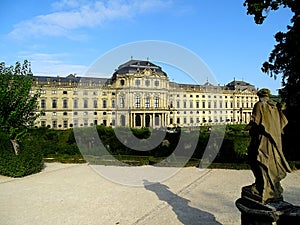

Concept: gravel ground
[[1, 163, 300, 225]]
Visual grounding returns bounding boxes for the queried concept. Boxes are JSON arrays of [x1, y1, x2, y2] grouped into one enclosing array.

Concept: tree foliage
[[0, 60, 40, 154], [244, 0, 300, 121]]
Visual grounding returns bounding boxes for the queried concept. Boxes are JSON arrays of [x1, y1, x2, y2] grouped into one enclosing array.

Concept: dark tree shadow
[[143, 180, 222, 225]]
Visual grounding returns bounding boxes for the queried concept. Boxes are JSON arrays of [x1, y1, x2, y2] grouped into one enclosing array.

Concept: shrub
[[0, 132, 43, 177]]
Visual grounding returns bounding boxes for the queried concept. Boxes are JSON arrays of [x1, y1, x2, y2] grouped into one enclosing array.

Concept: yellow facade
[[32, 60, 258, 129]]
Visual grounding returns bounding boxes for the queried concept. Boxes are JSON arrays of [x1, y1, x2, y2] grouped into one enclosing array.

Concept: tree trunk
[[10, 139, 19, 155]]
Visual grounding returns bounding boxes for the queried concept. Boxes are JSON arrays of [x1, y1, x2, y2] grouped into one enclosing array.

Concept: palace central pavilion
[[32, 59, 258, 129]]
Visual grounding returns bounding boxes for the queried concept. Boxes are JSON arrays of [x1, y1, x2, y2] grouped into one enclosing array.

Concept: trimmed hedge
[[0, 132, 43, 177]]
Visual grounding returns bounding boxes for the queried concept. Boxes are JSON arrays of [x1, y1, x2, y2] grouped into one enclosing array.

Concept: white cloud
[[9, 0, 172, 39], [21, 52, 89, 76]]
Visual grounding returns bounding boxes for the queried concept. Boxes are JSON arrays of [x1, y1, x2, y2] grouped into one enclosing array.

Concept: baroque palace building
[[31, 59, 258, 129]]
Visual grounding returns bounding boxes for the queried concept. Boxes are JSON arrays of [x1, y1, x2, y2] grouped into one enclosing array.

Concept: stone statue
[[245, 88, 292, 204]]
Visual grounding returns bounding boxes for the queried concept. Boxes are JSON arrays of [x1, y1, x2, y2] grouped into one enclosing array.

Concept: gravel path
[[1, 163, 300, 225]]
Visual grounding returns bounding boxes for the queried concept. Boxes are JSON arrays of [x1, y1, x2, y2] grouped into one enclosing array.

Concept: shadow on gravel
[[144, 180, 222, 225]]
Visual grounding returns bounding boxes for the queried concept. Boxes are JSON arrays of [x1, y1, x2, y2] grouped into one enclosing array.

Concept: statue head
[[257, 88, 271, 98]]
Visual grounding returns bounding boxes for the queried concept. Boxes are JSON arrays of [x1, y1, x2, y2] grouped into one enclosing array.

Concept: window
[[220, 102, 223, 108], [190, 101, 193, 108], [52, 99, 57, 108], [102, 92, 107, 96], [120, 79, 125, 86], [183, 101, 187, 108], [154, 97, 159, 108], [135, 115, 141, 126], [93, 100, 98, 108], [63, 91, 67, 94], [196, 102, 199, 108], [73, 99, 78, 108], [102, 99, 107, 108], [84, 99, 88, 108], [120, 96, 125, 108], [52, 90, 57, 94], [135, 79, 141, 86], [154, 80, 159, 87], [52, 121, 57, 128], [208, 101, 211, 108], [63, 112, 68, 116], [52, 112, 57, 116], [145, 97, 150, 108], [177, 101, 180, 108], [41, 121, 46, 127], [83, 90, 88, 96], [136, 96, 140, 108], [74, 112, 78, 116], [73, 91, 78, 95], [93, 91, 98, 96], [63, 99, 68, 108], [145, 80, 150, 86], [74, 120, 78, 127], [63, 120, 68, 128], [41, 90, 46, 94], [41, 99, 46, 108], [112, 99, 116, 108]]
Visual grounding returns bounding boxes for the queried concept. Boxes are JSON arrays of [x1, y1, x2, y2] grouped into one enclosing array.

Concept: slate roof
[[225, 80, 256, 91], [33, 74, 108, 85], [113, 60, 167, 77]]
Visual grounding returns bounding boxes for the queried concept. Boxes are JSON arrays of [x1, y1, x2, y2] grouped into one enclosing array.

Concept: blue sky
[[0, 0, 293, 94]]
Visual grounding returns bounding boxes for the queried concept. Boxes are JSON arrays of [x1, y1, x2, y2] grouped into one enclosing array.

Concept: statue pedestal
[[236, 186, 300, 225]]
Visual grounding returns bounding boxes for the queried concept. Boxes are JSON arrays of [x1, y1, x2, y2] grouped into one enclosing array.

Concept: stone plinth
[[236, 186, 300, 225]]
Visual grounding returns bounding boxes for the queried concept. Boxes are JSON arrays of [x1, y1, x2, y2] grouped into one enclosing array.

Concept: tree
[[0, 60, 40, 154], [243, 0, 300, 121]]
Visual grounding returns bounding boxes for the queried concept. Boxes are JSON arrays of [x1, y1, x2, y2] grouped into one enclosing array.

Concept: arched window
[[135, 114, 141, 126], [52, 99, 57, 108], [120, 115, 126, 126], [63, 99, 68, 108]]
